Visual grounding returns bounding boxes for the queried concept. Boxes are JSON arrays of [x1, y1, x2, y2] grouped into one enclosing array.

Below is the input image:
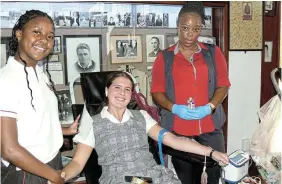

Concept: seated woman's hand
[[211, 151, 229, 167], [47, 170, 66, 184]]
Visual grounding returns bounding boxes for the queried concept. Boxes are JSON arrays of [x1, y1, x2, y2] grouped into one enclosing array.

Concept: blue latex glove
[[172, 104, 196, 120], [193, 104, 212, 119]]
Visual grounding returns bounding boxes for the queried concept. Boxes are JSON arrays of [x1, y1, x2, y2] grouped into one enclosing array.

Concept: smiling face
[[16, 16, 54, 65], [107, 76, 133, 110], [177, 13, 202, 49]]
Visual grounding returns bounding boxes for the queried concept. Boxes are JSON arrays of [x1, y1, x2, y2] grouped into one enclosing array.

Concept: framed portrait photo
[[146, 35, 164, 63], [264, 1, 277, 16], [63, 35, 101, 85], [110, 35, 142, 64], [52, 36, 61, 53], [166, 34, 179, 48]]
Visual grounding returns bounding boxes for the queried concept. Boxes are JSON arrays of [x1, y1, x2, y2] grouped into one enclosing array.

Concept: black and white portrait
[[64, 35, 101, 84], [163, 13, 169, 27], [146, 35, 164, 63], [265, 1, 273, 11], [52, 36, 61, 53], [264, 41, 273, 62], [79, 12, 89, 27], [155, 14, 163, 26], [57, 89, 73, 124], [137, 13, 146, 27], [54, 11, 71, 27], [115, 39, 137, 58], [146, 13, 156, 27], [203, 8, 212, 29], [70, 11, 80, 27], [111, 35, 142, 63]]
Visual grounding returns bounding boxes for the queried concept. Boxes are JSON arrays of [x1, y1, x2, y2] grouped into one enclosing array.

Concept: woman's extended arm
[[147, 124, 229, 164], [62, 143, 93, 181], [1, 117, 64, 184]]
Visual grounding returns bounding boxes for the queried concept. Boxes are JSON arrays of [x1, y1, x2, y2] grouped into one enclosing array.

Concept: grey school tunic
[[92, 110, 180, 184]]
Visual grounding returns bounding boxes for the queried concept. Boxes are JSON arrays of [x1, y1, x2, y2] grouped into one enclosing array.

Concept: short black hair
[[177, 1, 205, 25]]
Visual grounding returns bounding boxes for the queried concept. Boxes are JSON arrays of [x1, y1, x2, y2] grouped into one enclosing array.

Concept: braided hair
[[177, 1, 205, 25], [9, 10, 60, 112]]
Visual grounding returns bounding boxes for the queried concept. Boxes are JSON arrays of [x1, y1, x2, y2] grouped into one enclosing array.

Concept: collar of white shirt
[[101, 106, 133, 124]]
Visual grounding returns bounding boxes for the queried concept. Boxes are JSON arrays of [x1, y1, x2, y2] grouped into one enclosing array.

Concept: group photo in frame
[[63, 35, 101, 85], [52, 36, 62, 53], [110, 35, 142, 64], [146, 35, 164, 63]]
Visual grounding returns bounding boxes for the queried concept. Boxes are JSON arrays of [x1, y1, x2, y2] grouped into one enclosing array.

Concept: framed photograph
[[146, 35, 164, 63], [229, 1, 263, 51], [110, 35, 142, 64], [48, 54, 59, 62], [52, 36, 61, 53], [242, 2, 252, 20], [166, 34, 179, 48], [264, 41, 273, 62], [264, 1, 277, 16], [63, 35, 101, 85], [57, 88, 73, 125]]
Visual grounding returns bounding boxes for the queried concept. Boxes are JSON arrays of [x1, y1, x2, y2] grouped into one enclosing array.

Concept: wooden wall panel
[[261, 2, 281, 106]]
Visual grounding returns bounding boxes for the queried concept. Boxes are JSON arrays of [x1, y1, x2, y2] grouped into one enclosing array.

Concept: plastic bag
[[250, 94, 282, 183]]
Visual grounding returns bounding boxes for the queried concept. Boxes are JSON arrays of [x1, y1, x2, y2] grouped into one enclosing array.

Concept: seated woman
[[61, 71, 229, 184]]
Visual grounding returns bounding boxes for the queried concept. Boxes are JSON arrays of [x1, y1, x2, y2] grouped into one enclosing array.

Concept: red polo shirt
[[151, 42, 231, 136]]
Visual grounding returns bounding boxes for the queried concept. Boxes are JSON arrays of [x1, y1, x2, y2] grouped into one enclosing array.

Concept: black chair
[[72, 71, 160, 184], [72, 71, 216, 184]]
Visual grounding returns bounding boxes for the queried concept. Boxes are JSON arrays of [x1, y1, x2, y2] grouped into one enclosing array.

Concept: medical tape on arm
[[158, 129, 168, 167]]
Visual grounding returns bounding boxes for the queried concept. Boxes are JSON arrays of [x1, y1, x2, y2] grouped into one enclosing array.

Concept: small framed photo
[[63, 35, 101, 85], [264, 41, 273, 62], [110, 35, 142, 64], [57, 88, 73, 125], [146, 35, 164, 63], [242, 2, 252, 20], [166, 34, 179, 48], [48, 54, 59, 62], [265, 1, 277, 16], [52, 36, 61, 53]]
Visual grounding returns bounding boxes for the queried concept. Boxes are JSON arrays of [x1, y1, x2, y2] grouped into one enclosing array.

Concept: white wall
[[227, 52, 262, 154]]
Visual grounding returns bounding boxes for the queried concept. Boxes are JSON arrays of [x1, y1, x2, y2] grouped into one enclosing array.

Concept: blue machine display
[[222, 150, 250, 183]]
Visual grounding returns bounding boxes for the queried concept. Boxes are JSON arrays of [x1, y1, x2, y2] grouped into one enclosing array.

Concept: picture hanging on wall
[[63, 35, 101, 85], [52, 36, 62, 53], [146, 35, 164, 63], [110, 35, 142, 64], [166, 34, 179, 48], [229, 1, 263, 51], [264, 1, 277, 17]]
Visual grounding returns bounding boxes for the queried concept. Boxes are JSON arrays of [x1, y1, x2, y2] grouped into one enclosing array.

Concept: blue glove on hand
[[172, 104, 196, 120], [193, 104, 212, 119]]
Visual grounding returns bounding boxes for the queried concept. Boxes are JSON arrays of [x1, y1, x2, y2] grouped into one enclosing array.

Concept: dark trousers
[[171, 129, 225, 184], [1, 152, 62, 184]]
